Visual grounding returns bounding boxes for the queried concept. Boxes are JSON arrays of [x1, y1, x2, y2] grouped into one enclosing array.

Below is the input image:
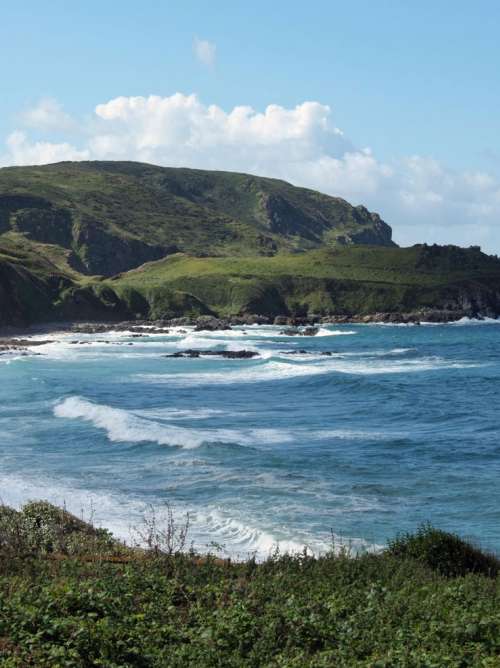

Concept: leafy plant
[[0, 502, 499, 666], [387, 523, 500, 577]]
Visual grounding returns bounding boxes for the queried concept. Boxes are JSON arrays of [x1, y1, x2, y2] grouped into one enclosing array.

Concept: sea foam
[[139, 354, 481, 386], [53, 396, 298, 449], [0, 470, 362, 559], [53, 396, 391, 449]]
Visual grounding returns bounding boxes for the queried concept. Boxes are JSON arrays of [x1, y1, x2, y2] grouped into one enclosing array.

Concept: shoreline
[[1, 308, 498, 342]]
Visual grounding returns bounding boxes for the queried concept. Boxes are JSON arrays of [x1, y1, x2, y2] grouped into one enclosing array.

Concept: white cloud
[[1, 92, 500, 252], [2, 131, 89, 165], [193, 37, 216, 68], [20, 97, 75, 131]]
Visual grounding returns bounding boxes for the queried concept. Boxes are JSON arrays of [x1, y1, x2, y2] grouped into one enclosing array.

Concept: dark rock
[[236, 314, 271, 325], [164, 349, 258, 359], [280, 349, 336, 356], [165, 317, 195, 327], [218, 350, 258, 359], [165, 350, 200, 358], [70, 322, 170, 335], [279, 327, 319, 336], [193, 316, 232, 331], [0, 338, 52, 350]]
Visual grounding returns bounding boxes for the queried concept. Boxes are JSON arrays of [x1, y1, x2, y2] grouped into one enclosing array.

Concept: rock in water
[[279, 327, 319, 336], [164, 349, 258, 359]]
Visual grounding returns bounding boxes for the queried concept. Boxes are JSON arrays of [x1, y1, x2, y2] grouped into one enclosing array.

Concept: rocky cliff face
[[0, 195, 175, 277], [346, 210, 395, 246], [0, 261, 65, 326], [70, 218, 175, 276]]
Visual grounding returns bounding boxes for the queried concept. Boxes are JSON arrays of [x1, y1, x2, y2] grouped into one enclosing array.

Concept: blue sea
[[1, 320, 499, 558]]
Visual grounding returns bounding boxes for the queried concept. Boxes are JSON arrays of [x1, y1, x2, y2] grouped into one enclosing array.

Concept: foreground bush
[[388, 524, 500, 578], [0, 503, 499, 666]]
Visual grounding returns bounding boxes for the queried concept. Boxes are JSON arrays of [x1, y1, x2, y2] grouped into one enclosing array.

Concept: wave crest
[[53, 396, 297, 449]]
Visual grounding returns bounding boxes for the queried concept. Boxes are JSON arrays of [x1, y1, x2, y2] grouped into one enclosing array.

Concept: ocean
[[1, 320, 499, 558]]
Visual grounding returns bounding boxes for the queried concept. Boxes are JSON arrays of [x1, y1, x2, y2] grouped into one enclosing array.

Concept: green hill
[[0, 161, 394, 277], [0, 161, 499, 327], [108, 244, 500, 320]]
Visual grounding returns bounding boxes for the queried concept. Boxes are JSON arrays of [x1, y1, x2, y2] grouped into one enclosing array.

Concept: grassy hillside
[[0, 234, 133, 326], [1, 231, 500, 326], [109, 244, 500, 319], [0, 502, 499, 666], [0, 161, 499, 326], [0, 161, 394, 276]]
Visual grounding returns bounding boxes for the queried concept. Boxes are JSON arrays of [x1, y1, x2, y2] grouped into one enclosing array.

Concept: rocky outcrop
[[71, 218, 176, 276], [279, 327, 319, 336], [0, 195, 176, 277], [193, 316, 232, 331], [0, 338, 51, 354], [347, 210, 395, 246], [164, 349, 258, 359], [320, 309, 494, 324]]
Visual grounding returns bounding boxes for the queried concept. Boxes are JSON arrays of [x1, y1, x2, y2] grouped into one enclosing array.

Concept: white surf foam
[[175, 326, 357, 339], [53, 397, 395, 449], [315, 327, 357, 337], [193, 507, 330, 557], [0, 471, 143, 542], [135, 407, 227, 420], [0, 354, 32, 364], [193, 507, 380, 558], [368, 316, 500, 327], [139, 360, 333, 385], [0, 471, 380, 558], [139, 354, 481, 386], [53, 396, 299, 448], [270, 347, 417, 362], [449, 316, 500, 326]]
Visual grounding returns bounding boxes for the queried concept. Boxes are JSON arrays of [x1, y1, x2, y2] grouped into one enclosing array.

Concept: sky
[[1, 0, 500, 252]]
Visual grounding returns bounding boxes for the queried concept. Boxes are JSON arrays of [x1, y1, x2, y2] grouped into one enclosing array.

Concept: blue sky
[[2, 0, 500, 251]]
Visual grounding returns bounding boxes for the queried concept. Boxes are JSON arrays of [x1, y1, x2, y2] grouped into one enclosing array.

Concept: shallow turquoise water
[[1, 321, 499, 557]]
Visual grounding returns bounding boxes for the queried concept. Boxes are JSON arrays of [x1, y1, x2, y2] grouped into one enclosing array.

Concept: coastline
[[1, 308, 498, 342]]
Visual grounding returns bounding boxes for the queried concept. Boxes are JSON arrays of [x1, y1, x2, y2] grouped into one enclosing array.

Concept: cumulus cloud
[[1, 92, 500, 252], [193, 37, 216, 68], [20, 97, 75, 131], [3, 131, 89, 165]]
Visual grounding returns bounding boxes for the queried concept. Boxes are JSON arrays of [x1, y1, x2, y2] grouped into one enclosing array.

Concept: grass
[[0, 161, 394, 271], [109, 245, 500, 318], [0, 501, 499, 666], [113, 244, 500, 286], [2, 230, 500, 325], [1, 162, 500, 324]]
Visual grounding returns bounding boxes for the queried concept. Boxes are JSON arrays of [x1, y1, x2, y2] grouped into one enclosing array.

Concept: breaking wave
[[139, 355, 482, 386], [54, 396, 298, 449], [53, 397, 393, 449]]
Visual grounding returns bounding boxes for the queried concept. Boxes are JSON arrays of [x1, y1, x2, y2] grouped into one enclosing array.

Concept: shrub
[[0, 501, 117, 559], [0, 506, 499, 665], [387, 523, 500, 577]]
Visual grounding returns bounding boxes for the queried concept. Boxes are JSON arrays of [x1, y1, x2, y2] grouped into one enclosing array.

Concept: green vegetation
[[108, 244, 500, 318], [0, 161, 499, 326], [388, 524, 499, 578], [0, 161, 394, 277], [0, 502, 499, 666]]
